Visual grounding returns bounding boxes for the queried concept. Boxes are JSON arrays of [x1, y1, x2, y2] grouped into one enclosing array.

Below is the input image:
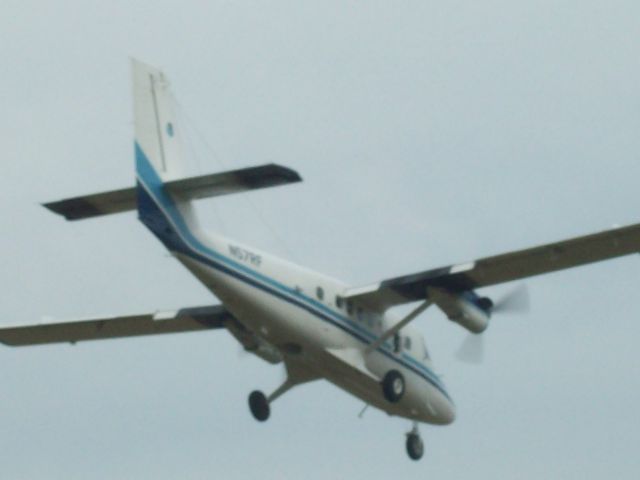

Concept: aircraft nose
[[425, 394, 456, 425], [432, 393, 456, 425], [440, 400, 456, 425]]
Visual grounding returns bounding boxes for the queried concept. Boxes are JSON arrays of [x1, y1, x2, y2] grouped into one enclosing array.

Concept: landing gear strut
[[248, 379, 295, 422], [405, 424, 424, 461]]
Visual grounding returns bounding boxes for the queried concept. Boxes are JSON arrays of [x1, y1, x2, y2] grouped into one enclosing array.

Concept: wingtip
[[42, 199, 101, 221], [42, 201, 71, 220], [268, 164, 303, 183]]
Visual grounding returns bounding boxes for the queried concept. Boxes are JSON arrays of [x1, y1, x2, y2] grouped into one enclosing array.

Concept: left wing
[[0, 305, 232, 346], [345, 223, 640, 310]]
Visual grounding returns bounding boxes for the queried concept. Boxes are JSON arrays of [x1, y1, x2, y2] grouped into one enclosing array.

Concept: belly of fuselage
[[175, 252, 455, 425]]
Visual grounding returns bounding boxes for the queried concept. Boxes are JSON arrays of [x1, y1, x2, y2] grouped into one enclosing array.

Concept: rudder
[[132, 58, 185, 182]]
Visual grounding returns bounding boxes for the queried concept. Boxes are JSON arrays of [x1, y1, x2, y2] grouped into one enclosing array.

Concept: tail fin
[[132, 58, 206, 252], [132, 59, 185, 181], [44, 59, 301, 222]]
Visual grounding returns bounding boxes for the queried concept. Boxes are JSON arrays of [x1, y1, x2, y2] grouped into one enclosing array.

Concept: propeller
[[491, 284, 530, 315], [455, 333, 485, 364], [456, 284, 530, 364]]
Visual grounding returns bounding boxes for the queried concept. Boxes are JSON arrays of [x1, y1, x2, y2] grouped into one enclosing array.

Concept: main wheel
[[381, 370, 405, 403], [406, 433, 424, 461], [248, 390, 270, 422]]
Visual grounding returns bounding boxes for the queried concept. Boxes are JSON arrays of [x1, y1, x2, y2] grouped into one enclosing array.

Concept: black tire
[[406, 433, 424, 461], [248, 390, 270, 422], [381, 370, 405, 403]]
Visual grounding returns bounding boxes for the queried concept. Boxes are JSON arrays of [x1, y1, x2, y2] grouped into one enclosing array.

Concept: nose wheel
[[405, 425, 424, 461]]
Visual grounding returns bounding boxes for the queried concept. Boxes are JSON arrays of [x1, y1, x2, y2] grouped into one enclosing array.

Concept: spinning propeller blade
[[492, 284, 530, 315], [455, 333, 485, 364], [457, 285, 529, 364]]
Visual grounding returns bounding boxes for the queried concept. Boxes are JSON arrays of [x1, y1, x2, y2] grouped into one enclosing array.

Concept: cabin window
[[336, 296, 344, 309], [346, 301, 354, 316], [316, 287, 324, 301], [393, 333, 401, 353]]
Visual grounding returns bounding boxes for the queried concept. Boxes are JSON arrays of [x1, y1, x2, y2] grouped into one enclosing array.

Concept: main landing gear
[[406, 424, 424, 461], [248, 391, 270, 421], [381, 369, 405, 403], [248, 379, 294, 422]]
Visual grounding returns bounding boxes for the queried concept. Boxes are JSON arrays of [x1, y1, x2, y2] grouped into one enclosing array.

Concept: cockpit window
[[403, 336, 412, 351], [346, 300, 354, 316]]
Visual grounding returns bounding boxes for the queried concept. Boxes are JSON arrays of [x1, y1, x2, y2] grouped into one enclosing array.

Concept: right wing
[[345, 223, 640, 310], [0, 305, 232, 346]]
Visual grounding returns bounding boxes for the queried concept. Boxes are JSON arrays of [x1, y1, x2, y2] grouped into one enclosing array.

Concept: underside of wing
[[0, 305, 232, 346], [346, 223, 640, 309]]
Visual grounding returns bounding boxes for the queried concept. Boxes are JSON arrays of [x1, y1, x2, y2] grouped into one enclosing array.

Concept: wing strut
[[365, 300, 431, 354]]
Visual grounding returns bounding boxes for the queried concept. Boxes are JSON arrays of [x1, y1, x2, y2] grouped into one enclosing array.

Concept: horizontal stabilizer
[[44, 187, 136, 221], [167, 164, 301, 199], [0, 305, 231, 346], [44, 163, 302, 221]]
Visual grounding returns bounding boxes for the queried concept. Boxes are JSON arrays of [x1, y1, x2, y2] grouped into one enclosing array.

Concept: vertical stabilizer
[[127, 59, 301, 256], [132, 58, 198, 252], [132, 59, 185, 181]]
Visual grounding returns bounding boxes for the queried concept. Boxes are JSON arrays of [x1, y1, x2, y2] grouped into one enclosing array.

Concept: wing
[[345, 223, 640, 309], [0, 305, 232, 346]]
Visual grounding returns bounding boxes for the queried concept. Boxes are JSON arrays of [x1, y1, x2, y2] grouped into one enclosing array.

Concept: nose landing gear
[[405, 424, 424, 461]]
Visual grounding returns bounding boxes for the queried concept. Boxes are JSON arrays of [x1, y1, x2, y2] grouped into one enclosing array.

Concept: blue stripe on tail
[[135, 141, 190, 253]]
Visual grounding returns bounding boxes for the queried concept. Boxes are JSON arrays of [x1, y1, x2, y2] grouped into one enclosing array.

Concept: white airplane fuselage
[[172, 230, 456, 426]]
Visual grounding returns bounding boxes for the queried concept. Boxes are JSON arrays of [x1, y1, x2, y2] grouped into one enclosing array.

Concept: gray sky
[[2, 1, 640, 478]]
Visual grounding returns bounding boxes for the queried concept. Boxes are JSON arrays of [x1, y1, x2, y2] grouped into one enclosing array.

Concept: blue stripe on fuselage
[[134, 142, 452, 403]]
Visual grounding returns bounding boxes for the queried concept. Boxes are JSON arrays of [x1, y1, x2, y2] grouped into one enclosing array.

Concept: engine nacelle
[[427, 287, 491, 334], [447, 297, 490, 333]]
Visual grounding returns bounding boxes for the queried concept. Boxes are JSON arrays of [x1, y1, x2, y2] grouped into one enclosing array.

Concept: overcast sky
[[2, 1, 640, 478]]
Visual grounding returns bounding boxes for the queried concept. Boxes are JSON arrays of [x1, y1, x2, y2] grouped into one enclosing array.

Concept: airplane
[[2, 59, 640, 461]]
